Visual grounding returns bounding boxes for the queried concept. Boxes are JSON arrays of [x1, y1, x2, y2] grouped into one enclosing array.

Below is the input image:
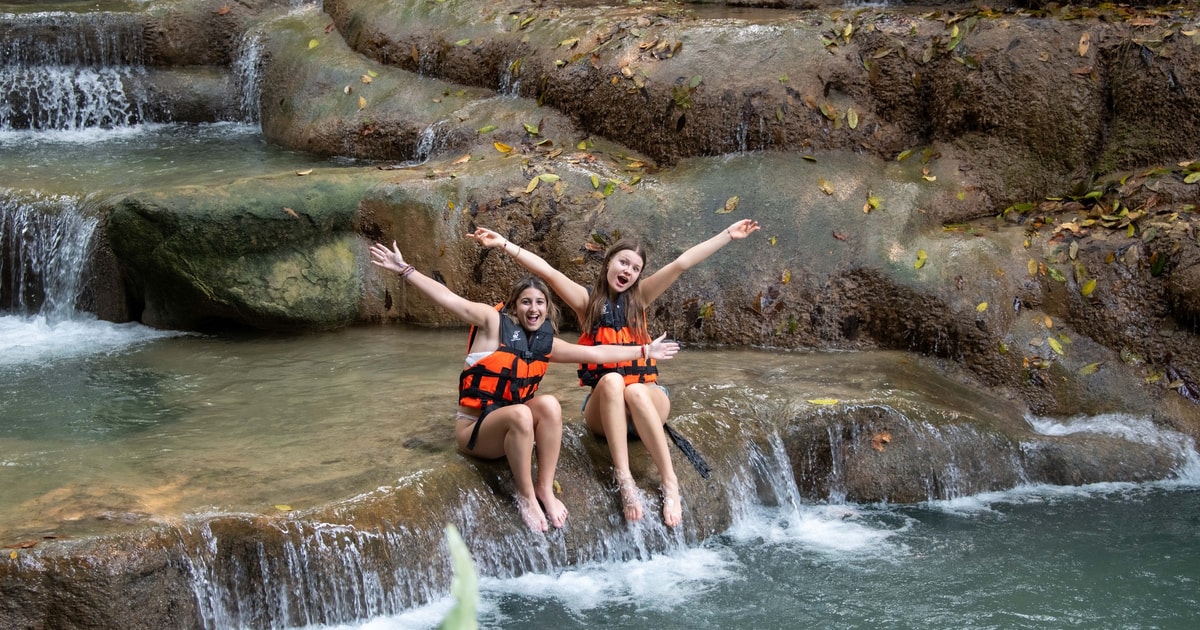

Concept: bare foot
[[536, 488, 569, 528], [661, 482, 682, 527], [615, 472, 643, 522], [515, 494, 549, 533]]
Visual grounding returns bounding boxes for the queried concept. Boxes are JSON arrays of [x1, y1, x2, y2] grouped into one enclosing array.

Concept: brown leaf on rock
[[870, 432, 892, 452]]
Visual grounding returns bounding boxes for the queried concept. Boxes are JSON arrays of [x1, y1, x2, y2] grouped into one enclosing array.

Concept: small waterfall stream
[[0, 10, 149, 130], [0, 192, 97, 318]]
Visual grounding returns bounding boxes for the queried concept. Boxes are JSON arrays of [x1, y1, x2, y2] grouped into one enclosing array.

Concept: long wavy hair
[[581, 238, 650, 342], [502, 275, 559, 334]]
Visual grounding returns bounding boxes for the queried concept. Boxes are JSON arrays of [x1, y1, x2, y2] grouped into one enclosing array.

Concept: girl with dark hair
[[469, 219, 759, 527], [370, 240, 680, 533]]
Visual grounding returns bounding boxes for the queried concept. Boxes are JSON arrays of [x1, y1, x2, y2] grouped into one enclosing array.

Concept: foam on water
[[0, 314, 183, 367]]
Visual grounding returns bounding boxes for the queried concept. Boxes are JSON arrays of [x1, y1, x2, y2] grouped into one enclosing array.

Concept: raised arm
[[369, 241, 497, 330], [468, 228, 590, 316], [548, 332, 679, 365], [638, 218, 760, 303]]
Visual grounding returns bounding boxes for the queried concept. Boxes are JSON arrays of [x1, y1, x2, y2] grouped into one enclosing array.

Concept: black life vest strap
[[664, 424, 712, 479]]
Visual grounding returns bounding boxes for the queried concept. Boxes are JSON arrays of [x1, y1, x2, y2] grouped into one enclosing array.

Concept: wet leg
[[528, 395, 569, 528], [585, 373, 643, 522], [625, 384, 680, 526], [456, 406, 547, 532]]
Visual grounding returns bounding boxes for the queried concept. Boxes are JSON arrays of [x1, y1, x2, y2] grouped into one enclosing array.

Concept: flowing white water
[[298, 410, 1200, 630]]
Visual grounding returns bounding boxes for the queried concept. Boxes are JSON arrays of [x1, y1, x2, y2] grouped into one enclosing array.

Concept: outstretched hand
[[369, 241, 407, 273], [726, 219, 761, 240], [467, 227, 507, 249], [647, 332, 680, 361]]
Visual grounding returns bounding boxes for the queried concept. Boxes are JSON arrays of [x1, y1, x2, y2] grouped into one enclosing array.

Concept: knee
[[508, 405, 535, 435], [528, 395, 563, 425], [595, 372, 626, 394], [623, 382, 651, 406]]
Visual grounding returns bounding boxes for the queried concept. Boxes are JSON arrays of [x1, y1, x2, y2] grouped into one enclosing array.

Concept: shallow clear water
[[0, 122, 344, 195]]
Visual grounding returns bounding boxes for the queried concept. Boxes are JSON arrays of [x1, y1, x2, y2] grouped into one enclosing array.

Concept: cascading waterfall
[[231, 28, 266, 124], [177, 423, 797, 629], [171, 403, 1200, 630], [498, 57, 522, 96], [0, 191, 98, 320], [0, 11, 149, 131]]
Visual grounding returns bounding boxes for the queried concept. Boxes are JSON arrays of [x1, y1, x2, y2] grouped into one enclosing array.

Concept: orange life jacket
[[459, 304, 554, 449], [577, 293, 657, 387]]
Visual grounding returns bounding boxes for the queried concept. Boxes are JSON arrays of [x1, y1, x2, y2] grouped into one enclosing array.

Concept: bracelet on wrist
[[399, 264, 415, 280]]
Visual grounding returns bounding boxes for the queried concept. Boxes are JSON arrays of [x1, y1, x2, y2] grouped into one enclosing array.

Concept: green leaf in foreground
[[438, 524, 479, 630]]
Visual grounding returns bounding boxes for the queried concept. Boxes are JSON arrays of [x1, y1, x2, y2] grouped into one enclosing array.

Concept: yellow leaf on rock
[[818, 178, 835, 195], [1081, 278, 1097, 296], [295, 169, 313, 176], [274, 504, 292, 512], [976, 302, 988, 312], [308, 39, 320, 49], [782, 269, 791, 284], [493, 141, 513, 153], [1048, 337, 1064, 355], [1078, 362, 1102, 375], [847, 107, 859, 129], [525, 177, 540, 193], [1028, 259, 1038, 275], [915, 249, 927, 269], [716, 196, 739, 214], [807, 398, 839, 405], [357, 96, 366, 110]]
